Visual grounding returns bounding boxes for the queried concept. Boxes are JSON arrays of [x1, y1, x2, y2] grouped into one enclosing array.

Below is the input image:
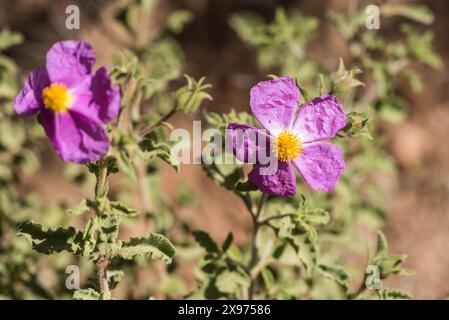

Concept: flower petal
[[249, 161, 296, 196], [39, 109, 109, 163], [46, 40, 96, 87], [89, 67, 120, 123], [227, 123, 270, 163], [292, 95, 346, 143], [293, 141, 345, 192], [14, 68, 49, 116], [70, 67, 120, 124], [250, 77, 300, 134]]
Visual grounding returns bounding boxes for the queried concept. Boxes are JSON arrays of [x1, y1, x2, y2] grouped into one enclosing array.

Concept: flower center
[[273, 130, 302, 162], [42, 83, 73, 112]]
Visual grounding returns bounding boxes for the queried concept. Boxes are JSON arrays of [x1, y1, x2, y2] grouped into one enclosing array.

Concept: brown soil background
[[2, 0, 449, 299]]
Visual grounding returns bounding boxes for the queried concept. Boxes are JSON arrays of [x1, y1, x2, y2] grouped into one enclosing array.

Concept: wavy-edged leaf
[[378, 288, 411, 300], [67, 199, 90, 216], [18, 221, 81, 255], [110, 201, 138, 218], [73, 288, 100, 300], [115, 233, 175, 263]]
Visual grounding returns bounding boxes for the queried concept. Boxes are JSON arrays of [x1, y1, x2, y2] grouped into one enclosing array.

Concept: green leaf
[[303, 209, 330, 226], [139, 132, 179, 172], [143, 37, 183, 84], [261, 267, 275, 290], [116, 233, 175, 263], [378, 288, 411, 300], [18, 221, 81, 255], [205, 109, 256, 131], [402, 69, 423, 92], [376, 231, 388, 256], [372, 231, 413, 279], [67, 199, 90, 216], [175, 75, 212, 114], [193, 230, 220, 254], [275, 215, 318, 276], [80, 218, 98, 257], [98, 212, 121, 245], [215, 270, 250, 294], [73, 288, 100, 300], [318, 264, 350, 293], [327, 10, 366, 40], [0, 29, 23, 51], [116, 149, 138, 183], [294, 233, 318, 276], [222, 232, 233, 252], [167, 10, 193, 33], [110, 201, 139, 218], [229, 12, 268, 47], [382, 4, 434, 25], [226, 244, 243, 262], [108, 270, 125, 290]]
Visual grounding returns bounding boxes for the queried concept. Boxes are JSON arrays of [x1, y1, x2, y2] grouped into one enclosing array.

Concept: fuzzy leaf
[[67, 199, 90, 216], [73, 288, 100, 300], [110, 201, 139, 218], [175, 75, 212, 114], [116, 233, 175, 263], [378, 288, 411, 300], [18, 221, 81, 255]]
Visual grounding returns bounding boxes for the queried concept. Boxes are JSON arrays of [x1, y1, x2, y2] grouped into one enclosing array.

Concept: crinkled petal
[[293, 141, 345, 192], [249, 161, 296, 196], [14, 68, 49, 116], [46, 40, 96, 87], [38, 109, 109, 163], [227, 123, 271, 163], [89, 67, 120, 123], [292, 95, 346, 143], [250, 77, 300, 134], [69, 67, 120, 124]]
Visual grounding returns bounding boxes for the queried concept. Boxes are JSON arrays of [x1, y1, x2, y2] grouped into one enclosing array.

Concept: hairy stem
[[247, 193, 268, 299], [96, 256, 111, 300], [94, 158, 112, 300]]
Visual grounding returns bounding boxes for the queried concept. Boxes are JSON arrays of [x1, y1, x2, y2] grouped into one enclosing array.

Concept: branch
[[138, 106, 177, 138]]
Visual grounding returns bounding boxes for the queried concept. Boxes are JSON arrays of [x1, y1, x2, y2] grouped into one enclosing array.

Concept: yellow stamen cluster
[[273, 130, 302, 162], [42, 83, 73, 112]]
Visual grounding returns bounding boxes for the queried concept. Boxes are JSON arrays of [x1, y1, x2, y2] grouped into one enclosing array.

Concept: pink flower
[[228, 77, 346, 196], [14, 40, 120, 163]]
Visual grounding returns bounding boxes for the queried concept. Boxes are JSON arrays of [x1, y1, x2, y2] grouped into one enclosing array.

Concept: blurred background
[[1, 0, 448, 299]]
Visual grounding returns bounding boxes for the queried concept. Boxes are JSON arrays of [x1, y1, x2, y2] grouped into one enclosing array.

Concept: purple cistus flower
[[14, 40, 120, 163], [228, 77, 346, 196]]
